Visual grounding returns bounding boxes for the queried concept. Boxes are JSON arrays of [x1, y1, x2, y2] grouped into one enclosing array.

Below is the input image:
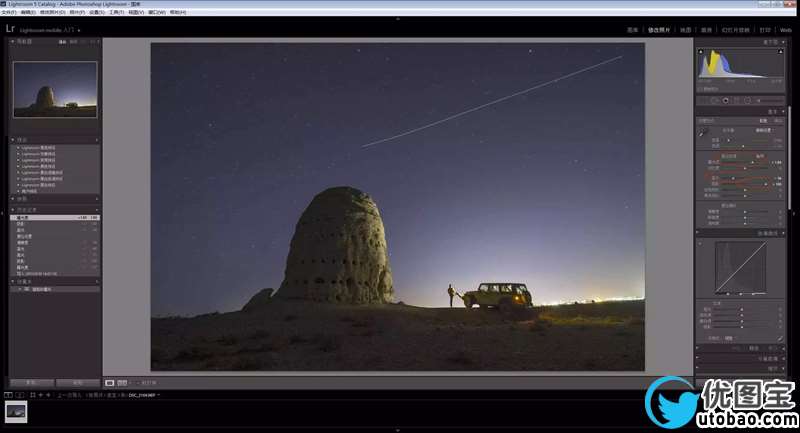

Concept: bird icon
[[657, 391, 700, 429], [645, 376, 699, 429]]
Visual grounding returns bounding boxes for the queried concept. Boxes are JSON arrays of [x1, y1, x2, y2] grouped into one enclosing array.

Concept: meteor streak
[[361, 55, 623, 149]]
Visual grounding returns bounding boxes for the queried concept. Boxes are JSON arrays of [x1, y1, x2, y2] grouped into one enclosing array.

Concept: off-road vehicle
[[462, 283, 532, 310]]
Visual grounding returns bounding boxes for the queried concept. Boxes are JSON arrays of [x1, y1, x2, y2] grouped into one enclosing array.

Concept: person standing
[[447, 284, 455, 307]]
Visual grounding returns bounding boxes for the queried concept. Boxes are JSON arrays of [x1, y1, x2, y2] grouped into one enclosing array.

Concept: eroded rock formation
[[33, 86, 55, 109], [277, 186, 393, 304], [241, 288, 275, 312]]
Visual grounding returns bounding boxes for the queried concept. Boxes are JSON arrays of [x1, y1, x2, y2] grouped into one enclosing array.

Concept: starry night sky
[[151, 43, 645, 316], [13, 62, 97, 107]]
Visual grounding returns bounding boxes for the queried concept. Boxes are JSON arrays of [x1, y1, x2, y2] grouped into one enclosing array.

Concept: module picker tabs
[[5, 38, 103, 385], [693, 37, 788, 380]]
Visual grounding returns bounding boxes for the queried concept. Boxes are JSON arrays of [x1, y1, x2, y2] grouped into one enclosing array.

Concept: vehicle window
[[488, 284, 498, 292], [478, 284, 488, 292], [500, 284, 512, 293]]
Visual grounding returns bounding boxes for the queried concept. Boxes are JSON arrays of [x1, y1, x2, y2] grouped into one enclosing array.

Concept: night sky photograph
[[151, 43, 645, 317], [13, 61, 97, 108]]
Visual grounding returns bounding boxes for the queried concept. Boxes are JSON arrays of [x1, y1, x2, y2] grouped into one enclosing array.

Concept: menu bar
[[0, 1, 796, 17]]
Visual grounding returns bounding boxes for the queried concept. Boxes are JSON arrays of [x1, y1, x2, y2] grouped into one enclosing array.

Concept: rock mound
[[241, 288, 275, 312], [278, 186, 393, 304], [33, 86, 55, 109]]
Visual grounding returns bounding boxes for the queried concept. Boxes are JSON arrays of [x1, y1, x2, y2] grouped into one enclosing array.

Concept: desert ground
[[152, 299, 644, 371], [14, 106, 97, 118]]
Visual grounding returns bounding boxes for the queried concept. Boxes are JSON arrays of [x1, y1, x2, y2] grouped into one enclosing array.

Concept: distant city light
[[536, 295, 645, 306]]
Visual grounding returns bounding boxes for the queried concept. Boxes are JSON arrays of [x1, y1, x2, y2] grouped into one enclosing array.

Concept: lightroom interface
[[0, 1, 795, 430]]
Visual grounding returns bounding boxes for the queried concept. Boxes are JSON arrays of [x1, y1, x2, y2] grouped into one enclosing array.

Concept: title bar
[[0, 1, 796, 17]]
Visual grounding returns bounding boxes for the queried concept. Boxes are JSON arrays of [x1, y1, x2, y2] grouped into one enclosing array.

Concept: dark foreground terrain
[[152, 299, 644, 371], [14, 106, 97, 118]]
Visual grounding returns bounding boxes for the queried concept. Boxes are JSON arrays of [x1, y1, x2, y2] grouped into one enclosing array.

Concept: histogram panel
[[695, 47, 785, 94]]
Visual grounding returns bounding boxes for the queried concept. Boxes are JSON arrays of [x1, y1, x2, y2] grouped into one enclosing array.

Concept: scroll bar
[[789, 105, 792, 211]]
